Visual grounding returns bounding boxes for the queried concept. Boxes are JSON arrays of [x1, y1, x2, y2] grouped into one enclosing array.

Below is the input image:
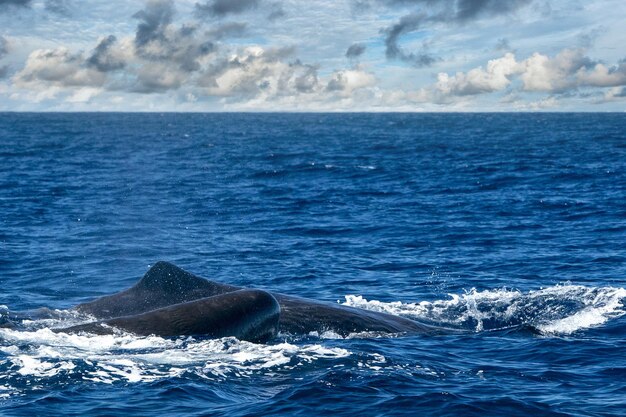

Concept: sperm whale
[[62, 261, 435, 342]]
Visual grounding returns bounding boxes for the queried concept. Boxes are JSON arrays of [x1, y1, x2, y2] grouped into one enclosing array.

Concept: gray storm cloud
[[346, 43, 366, 59], [0, 0, 32, 10], [133, 0, 174, 48], [379, 0, 533, 66], [195, 0, 259, 17], [131, 0, 218, 79], [86, 35, 126, 72], [383, 13, 437, 67], [0, 0, 72, 13]]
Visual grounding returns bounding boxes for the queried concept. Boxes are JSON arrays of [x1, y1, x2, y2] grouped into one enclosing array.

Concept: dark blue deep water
[[1, 113, 625, 416]]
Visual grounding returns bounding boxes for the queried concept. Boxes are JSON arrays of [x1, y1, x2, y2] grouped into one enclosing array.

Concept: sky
[[0, 0, 625, 111]]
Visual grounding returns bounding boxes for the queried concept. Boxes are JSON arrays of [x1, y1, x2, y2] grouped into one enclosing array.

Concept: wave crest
[[342, 285, 626, 335]]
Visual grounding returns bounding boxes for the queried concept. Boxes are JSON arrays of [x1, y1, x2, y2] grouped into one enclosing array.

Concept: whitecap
[[342, 285, 626, 335]]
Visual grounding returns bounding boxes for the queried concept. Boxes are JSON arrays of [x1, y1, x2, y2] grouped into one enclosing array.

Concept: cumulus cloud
[[520, 49, 595, 92], [15, 47, 106, 88], [576, 61, 626, 88], [133, 0, 174, 49], [326, 68, 376, 95], [378, 0, 533, 65], [199, 47, 323, 98], [431, 48, 626, 101], [10, 0, 378, 106], [129, 0, 221, 83], [436, 52, 519, 95], [195, 0, 259, 18], [86, 35, 126, 72]]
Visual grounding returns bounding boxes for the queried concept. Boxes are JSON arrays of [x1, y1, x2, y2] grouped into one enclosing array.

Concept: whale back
[[274, 293, 434, 336], [65, 289, 280, 343], [74, 261, 437, 338], [75, 261, 240, 319]]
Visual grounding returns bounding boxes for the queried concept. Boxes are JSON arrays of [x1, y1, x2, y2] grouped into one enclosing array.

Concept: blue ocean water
[[0, 112, 625, 416]]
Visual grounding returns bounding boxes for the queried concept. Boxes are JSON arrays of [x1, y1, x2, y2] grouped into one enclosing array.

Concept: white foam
[[342, 285, 626, 335], [0, 326, 351, 388], [305, 330, 402, 340]]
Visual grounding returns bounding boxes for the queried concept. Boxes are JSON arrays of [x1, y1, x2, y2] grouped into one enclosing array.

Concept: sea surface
[[0, 113, 625, 416]]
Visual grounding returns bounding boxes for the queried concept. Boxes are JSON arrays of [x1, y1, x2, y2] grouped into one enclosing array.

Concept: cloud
[[520, 48, 595, 92], [15, 47, 106, 88], [133, 0, 174, 48], [0, 36, 7, 58], [44, 0, 72, 15], [0, 0, 32, 10], [200, 46, 306, 97], [292, 62, 319, 93], [379, 0, 533, 65], [11, 1, 275, 96], [383, 13, 437, 67], [267, 3, 285, 20], [195, 0, 259, 18], [346, 43, 366, 59], [0, 0, 73, 14], [576, 61, 626, 88], [86, 35, 126, 72], [0, 36, 8, 79], [431, 48, 626, 100], [131, 1, 219, 78], [495, 38, 511, 51], [436, 52, 519, 95], [603, 87, 626, 101], [12, 20, 377, 105], [453, 0, 533, 22], [326, 68, 376, 95], [206, 22, 248, 40]]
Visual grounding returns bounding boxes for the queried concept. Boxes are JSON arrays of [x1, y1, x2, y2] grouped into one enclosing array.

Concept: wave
[[1, 284, 624, 397], [0, 327, 350, 397], [342, 285, 626, 335]]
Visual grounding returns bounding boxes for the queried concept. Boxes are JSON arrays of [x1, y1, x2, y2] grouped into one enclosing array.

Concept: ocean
[[0, 112, 625, 416]]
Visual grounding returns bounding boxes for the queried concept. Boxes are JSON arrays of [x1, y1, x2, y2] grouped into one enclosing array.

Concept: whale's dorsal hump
[[135, 261, 212, 293], [75, 261, 241, 319]]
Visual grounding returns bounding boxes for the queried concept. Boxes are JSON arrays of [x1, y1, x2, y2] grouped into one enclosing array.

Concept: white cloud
[[520, 48, 592, 92], [1, 0, 625, 110], [66, 87, 102, 102], [432, 48, 626, 100], [15, 47, 106, 88], [436, 53, 520, 95], [326, 68, 376, 96], [577, 62, 626, 88]]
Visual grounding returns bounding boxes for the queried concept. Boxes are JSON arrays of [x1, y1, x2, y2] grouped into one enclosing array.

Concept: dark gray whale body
[[65, 261, 434, 342]]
